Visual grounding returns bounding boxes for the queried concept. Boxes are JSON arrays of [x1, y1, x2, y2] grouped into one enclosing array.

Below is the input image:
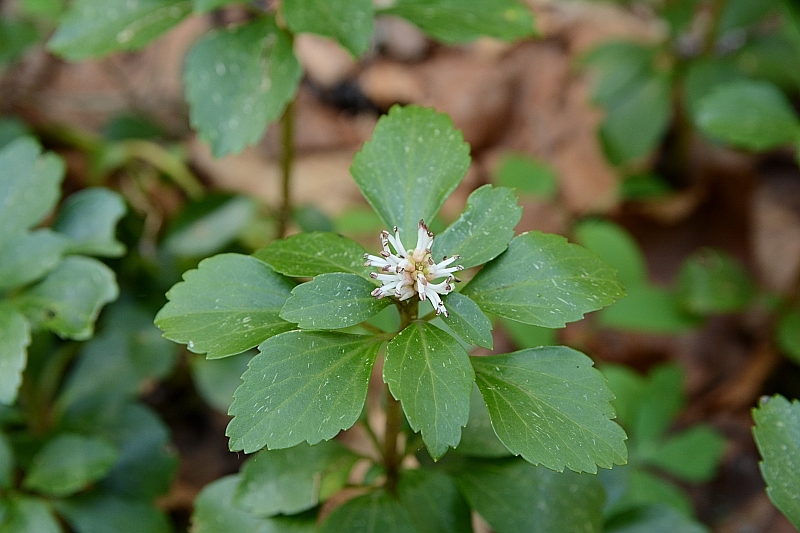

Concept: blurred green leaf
[[497, 317, 556, 349], [227, 331, 380, 452], [777, 308, 800, 364], [455, 385, 513, 458], [335, 207, 384, 235], [191, 351, 251, 413], [600, 285, 700, 333], [184, 17, 301, 156], [292, 205, 335, 233], [48, 0, 191, 60], [319, 490, 416, 533], [0, 117, 31, 149], [493, 153, 558, 199], [0, 230, 68, 291], [718, 0, 780, 34], [397, 469, 473, 533], [607, 468, 694, 517], [677, 248, 754, 314], [696, 80, 800, 150], [643, 425, 726, 483], [283, 0, 373, 56], [619, 174, 672, 200], [102, 115, 164, 141], [583, 41, 657, 105], [631, 364, 684, 444], [54, 188, 127, 257], [0, 432, 13, 488], [193, 0, 239, 12], [351, 105, 470, 245], [735, 33, 800, 93], [440, 292, 493, 349], [254, 232, 370, 278], [0, 20, 39, 66], [55, 493, 171, 533], [605, 505, 709, 533], [0, 303, 30, 405], [752, 395, 800, 529], [601, 364, 645, 430], [575, 219, 646, 287], [0, 496, 61, 533]]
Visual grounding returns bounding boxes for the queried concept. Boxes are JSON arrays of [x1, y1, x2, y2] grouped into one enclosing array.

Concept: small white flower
[[365, 220, 463, 317]]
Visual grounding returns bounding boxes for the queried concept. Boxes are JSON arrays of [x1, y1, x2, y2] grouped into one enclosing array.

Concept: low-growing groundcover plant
[[155, 105, 634, 531]]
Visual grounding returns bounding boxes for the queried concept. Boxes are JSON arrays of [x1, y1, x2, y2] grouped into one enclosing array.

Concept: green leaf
[[718, 0, 779, 34], [630, 363, 684, 443], [227, 331, 380, 453], [607, 468, 694, 517], [184, 17, 301, 157], [280, 273, 389, 330], [432, 185, 522, 270], [283, 0, 374, 56], [619, 173, 672, 200], [235, 441, 358, 516], [55, 493, 171, 533], [0, 432, 13, 488], [0, 117, 31, 149], [472, 346, 628, 473], [0, 230, 68, 290], [600, 73, 673, 164], [397, 469, 473, 533], [53, 188, 126, 257], [0, 20, 39, 67], [292, 205, 335, 233], [154, 254, 295, 359], [191, 351, 251, 413], [384, 321, 473, 459], [493, 153, 558, 199], [350, 105, 471, 244], [643, 425, 726, 483], [381, 0, 536, 44], [600, 285, 700, 333], [254, 232, 370, 278], [192, 475, 317, 533], [440, 292, 493, 349], [0, 496, 62, 533], [452, 458, 604, 533], [23, 434, 118, 497], [462, 232, 625, 328], [497, 317, 557, 349], [0, 137, 64, 238], [0, 303, 30, 405], [683, 58, 745, 124], [318, 490, 416, 533], [696, 80, 800, 150], [601, 364, 646, 429], [455, 385, 512, 458], [47, 0, 191, 60], [677, 248, 754, 314], [582, 41, 656, 105], [605, 505, 709, 533], [193, 0, 239, 12], [752, 395, 800, 529], [162, 194, 257, 258], [575, 219, 647, 287], [13, 256, 118, 340], [777, 308, 800, 364]]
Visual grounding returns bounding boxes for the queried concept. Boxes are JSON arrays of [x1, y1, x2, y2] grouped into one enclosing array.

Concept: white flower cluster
[[365, 220, 463, 317]]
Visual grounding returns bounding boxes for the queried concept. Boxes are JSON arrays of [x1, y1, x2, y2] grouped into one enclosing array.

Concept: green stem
[[121, 140, 204, 200], [383, 301, 417, 494], [277, 97, 296, 239]]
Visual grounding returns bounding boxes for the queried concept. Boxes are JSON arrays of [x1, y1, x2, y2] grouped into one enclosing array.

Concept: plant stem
[[277, 97, 296, 239]]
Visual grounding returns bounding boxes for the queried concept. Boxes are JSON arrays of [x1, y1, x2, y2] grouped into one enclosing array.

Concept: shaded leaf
[[191, 351, 252, 413], [575, 219, 647, 287], [318, 490, 416, 533], [53, 188, 126, 257], [455, 385, 512, 458], [441, 292, 493, 349], [0, 496, 61, 533], [452, 457, 604, 533], [397, 469, 473, 533], [600, 285, 700, 333], [227, 331, 380, 452], [283, 0, 373, 56], [235, 441, 358, 516], [643, 425, 726, 483], [0, 303, 30, 405], [13, 256, 118, 340], [0, 230, 68, 290], [384, 321, 474, 459], [462, 231, 625, 328], [23, 434, 118, 497], [280, 273, 389, 329], [696, 80, 800, 150], [752, 395, 800, 529], [432, 185, 522, 270], [55, 493, 170, 533], [630, 363, 685, 444], [777, 308, 800, 364], [677, 248, 754, 314], [155, 254, 295, 359], [351, 105, 470, 244], [0, 137, 64, 238], [255, 232, 370, 278], [605, 505, 709, 533], [472, 346, 627, 473], [605, 468, 694, 518], [184, 17, 301, 156], [0, 432, 13, 488], [493, 153, 558, 199], [382, 0, 535, 43], [193, 0, 239, 12], [497, 317, 557, 350], [48, 0, 191, 60]]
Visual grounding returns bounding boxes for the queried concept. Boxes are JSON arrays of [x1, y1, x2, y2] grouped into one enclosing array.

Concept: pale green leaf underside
[[0, 303, 30, 405], [235, 440, 357, 516], [696, 80, 800, 151], [280, 273, 388, 330], [227, 331, 381, 453], [0, 496, 62, 533], [12, 256, 118, 340], [184, 17, 301, 156], [0, 137, 64, 238], [319, 491, 416, 533], [752, 395, 800, 529], [441, 292, 493, 349], [350, 105, 470, 244], [48, 0, 191, 60], [155, 253, 295, 359], [23, 434, 118, 497], [462, 231, 625, 328], [283, 0, 374, 57], [432, 185, 522, 270], [384, 321, 474, 460], [453, 458, 604, 533], [53, 187, 127, 257], [382, 0, 536, 44], [0, 230, 68, 291], [472, 346, 628, 473], [254, 231, 371, 278]]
